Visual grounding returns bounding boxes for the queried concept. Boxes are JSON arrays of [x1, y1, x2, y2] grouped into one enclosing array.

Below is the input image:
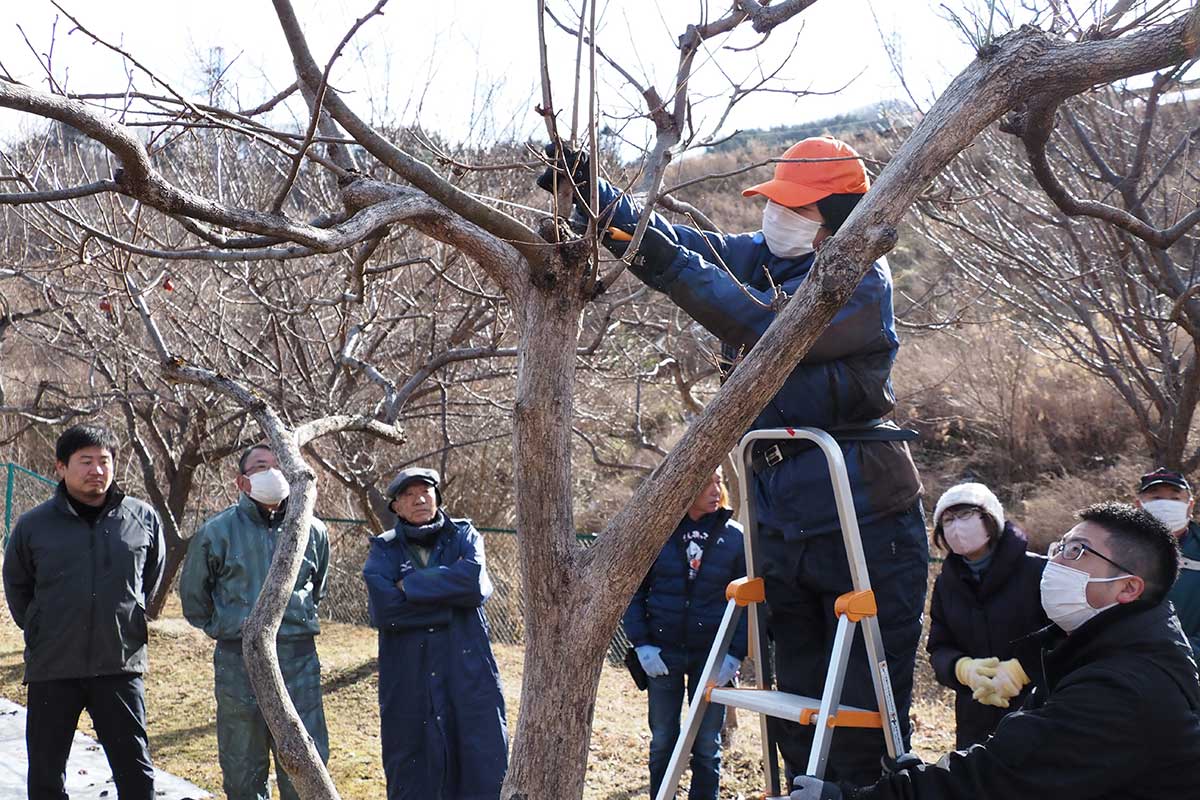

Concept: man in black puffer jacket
[[790, 502, 1200, 800], [623, 469, 748, 800], [3, 424, 165, 800]]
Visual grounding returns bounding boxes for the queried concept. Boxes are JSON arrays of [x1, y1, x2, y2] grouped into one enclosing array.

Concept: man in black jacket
[[3, 424, 166, 800], [791, 501, 1200, 800]]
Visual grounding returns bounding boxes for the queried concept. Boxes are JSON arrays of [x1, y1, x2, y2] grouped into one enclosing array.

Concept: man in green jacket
[[1134, 467, 1200, 654], [179, 443, 330, 800], [3, 423, 165, 800]]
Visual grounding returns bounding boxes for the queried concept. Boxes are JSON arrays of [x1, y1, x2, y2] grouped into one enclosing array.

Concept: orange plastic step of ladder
[[725, 576, 765, 606], [833, 589, 877, 622]]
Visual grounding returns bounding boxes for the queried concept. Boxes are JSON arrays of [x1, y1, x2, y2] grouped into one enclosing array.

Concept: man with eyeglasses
[[789, 501, 1200, 800], [1134, 468, 1200, 655]]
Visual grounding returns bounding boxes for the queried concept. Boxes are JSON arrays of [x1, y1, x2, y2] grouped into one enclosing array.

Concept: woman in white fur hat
[[925, 482, 1049, 748]]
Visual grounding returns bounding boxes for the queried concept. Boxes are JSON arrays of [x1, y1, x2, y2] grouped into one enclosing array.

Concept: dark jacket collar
[[748, 240, 816, 289], [674, 507, 733, 537], [237, 493, 287, 527], [1037, 599, 1198, 698], [53, 480, 126, 519], [396, 510, 451, 545], [1181, 521, 1200, 556]]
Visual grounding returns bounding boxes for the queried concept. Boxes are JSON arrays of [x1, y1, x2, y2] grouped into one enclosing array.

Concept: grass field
[[0, 575, 956, 799]]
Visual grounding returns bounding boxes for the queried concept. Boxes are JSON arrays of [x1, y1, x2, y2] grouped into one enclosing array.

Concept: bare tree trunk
[[147, 453, 202, 617], [504, 592, 609, 800], [240, 445, 340, 800], [504, 267, 607, 798]]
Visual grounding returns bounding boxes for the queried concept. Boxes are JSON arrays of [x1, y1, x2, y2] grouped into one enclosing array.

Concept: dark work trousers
[[647, 648, 727, 800], [25, 674, 155, 800], [214, 637, 330, 800], [760, 500, 928, 786]]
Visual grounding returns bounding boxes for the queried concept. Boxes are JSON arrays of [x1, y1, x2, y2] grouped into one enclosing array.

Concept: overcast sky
[[0, 0, 981, 148]]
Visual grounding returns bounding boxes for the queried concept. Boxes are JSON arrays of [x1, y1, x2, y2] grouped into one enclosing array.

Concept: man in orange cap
[[538, 136, 926, 785]]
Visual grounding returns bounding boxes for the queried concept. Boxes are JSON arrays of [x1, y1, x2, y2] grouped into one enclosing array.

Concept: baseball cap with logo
[[1137, 467, 1191, 494]]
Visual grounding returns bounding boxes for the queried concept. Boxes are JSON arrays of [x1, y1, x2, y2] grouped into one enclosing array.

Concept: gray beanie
[[933, 482, 1004, 532]]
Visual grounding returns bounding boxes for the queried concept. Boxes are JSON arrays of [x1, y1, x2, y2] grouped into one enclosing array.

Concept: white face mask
[[1039, 561, 1131, 633], [1141, 498, 1191, 532], [761, 201, 823, 259], [247, 468, 290, 505], [944, 516, 990, 557]]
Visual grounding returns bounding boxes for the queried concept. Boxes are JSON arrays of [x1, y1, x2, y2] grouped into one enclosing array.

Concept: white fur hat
[[933, 482, 1005, 532]]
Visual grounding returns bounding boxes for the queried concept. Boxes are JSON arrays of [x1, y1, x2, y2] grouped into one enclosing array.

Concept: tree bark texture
[[503, 260, 601, 798]]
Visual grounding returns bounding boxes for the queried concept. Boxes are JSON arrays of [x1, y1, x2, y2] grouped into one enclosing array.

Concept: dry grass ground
[[0, 571, 956, 800]]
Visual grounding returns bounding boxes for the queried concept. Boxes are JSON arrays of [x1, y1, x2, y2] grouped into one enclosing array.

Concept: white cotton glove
[[791, 775, 844, 800], [635, 645, 669, 677], [716, 654, 741, 686]]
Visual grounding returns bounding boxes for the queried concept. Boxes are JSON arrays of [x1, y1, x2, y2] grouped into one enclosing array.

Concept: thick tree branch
[[1012, 98, 1200, 248], [269, 0, 544, 268]]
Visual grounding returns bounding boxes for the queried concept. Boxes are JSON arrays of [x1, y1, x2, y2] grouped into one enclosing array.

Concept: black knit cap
[[815, 192, 865, 234]]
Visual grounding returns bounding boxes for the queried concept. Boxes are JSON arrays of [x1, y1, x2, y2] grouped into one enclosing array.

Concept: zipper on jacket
[[678, 516, 719, 629], [86, 522, 97, 673], [102, 517, 113, 568]]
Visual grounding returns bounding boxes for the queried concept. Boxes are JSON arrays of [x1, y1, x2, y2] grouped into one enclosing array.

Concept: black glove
[[881, 752, 923, 777], [790, 775, 844, 800], [536, 142, 590, 212], [603, 225, 680, 292]]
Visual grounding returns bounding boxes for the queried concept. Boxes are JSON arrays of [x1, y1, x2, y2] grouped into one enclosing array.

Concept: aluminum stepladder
[[655, 428, 905, 800]]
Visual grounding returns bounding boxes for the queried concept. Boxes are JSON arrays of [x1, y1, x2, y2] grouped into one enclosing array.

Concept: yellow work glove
[[971, 684, 1009, 708], [955, 656, 999, 692], [991, 658, 1030, 702]]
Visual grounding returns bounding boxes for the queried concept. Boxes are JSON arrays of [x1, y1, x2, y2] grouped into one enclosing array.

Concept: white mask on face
[[943, 516, 990, 557], [1039, 561, 1131, 633], [247, 468, 290, 505], [761, 201, 823, 259], [1141, 498, 1191, 532]]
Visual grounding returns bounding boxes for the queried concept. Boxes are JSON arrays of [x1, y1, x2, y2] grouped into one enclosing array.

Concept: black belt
[[749, 425, 918, 474]]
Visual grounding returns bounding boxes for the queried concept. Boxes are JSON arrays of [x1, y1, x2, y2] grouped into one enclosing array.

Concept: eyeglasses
[[1047, 538, 1136, 576], [941, 507, 982, 524]]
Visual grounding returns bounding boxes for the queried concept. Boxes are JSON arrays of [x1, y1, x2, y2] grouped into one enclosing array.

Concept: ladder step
[[708, 688, 881, 728]]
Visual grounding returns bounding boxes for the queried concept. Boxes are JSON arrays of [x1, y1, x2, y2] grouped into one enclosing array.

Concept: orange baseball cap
[[742, 136, 869, 208]]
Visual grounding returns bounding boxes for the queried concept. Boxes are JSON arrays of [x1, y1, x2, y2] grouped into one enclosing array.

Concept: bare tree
[[0, 2, 1197, 799], [918, 70, 1200, 469]]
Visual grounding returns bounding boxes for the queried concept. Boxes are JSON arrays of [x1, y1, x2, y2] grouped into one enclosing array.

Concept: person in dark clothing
[[362, 467, 508, 800], [790, 501, 1200, 800], [1134, 467, 1200, 654], [3, 424, 166, 800], [538, 135, 926, 785], [925, 482, 1048, 748], [622, 469, 748, 800]]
